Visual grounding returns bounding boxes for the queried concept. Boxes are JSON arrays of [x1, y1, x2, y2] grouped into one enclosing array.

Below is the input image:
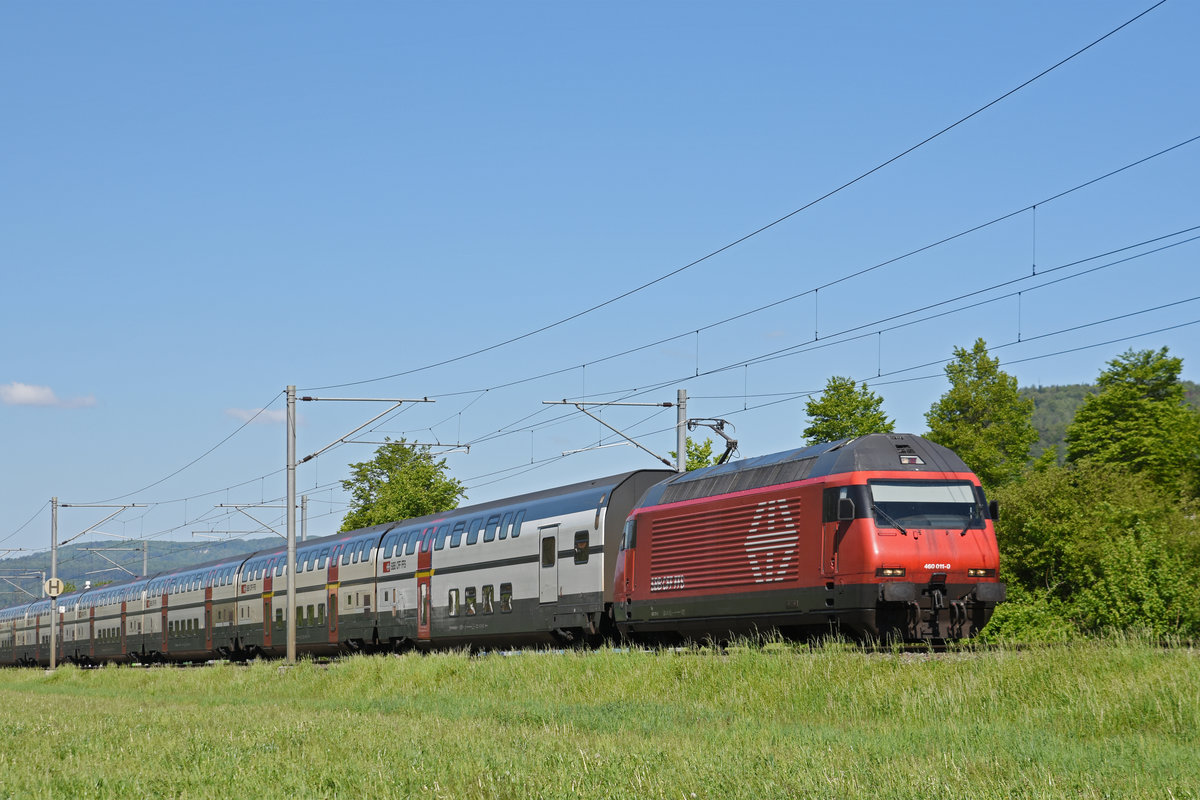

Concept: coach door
[[120, 601, 128, 658], [161, 591, 169, 654], [204, 585, 213, 652], [416, 528, 434, 642], [328, 547, 340, 645], [262, 566, 274, 650], [539, 526, 559, 604]]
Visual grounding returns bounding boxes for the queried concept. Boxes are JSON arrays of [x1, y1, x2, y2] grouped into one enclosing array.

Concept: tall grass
[[0, 638, 1196, 799]]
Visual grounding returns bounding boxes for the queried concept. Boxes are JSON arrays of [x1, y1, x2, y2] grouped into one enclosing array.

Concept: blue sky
[[2, 2, 1197, 569]]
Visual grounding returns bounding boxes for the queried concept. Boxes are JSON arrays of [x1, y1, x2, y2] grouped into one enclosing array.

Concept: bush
[[992, 462, 1200, 639]]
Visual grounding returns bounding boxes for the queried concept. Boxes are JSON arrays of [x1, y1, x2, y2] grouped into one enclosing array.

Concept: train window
[[465, 587, 477, 615], [435, 525, 450, 551], [541, 537, 556, 568], [319, 548, 331, 569], [511, 511, 525, 538], [450, 521, 466, 548], [447, 589, 460, 617], [364, 593, 370, 611], [823, 486, 869, 523], [868, 480, 985, 531], [574, 532, 589, 565], [317, 603, 326, 625], [621, 518, 636, 551], [499, 583, 513, 613], [466, 518, 483, 546], [405, 530, 420, 556], [499, 512, 513, 540], [305, 604, 315, 626], [275, 609, 284, 630], [351, 548, 359, 565], [484, 516, 501, 543], [482, 585, 494, 614]]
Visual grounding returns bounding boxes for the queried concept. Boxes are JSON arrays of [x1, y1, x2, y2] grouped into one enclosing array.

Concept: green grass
[[0, 639, 1197, 799]]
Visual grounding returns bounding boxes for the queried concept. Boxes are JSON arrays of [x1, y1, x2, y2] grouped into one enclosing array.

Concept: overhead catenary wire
[[2, 5, 1184, 552], [8, 210, 1190, 556], [442, 227, 1198, 453], [303, 1, 1169, 394]]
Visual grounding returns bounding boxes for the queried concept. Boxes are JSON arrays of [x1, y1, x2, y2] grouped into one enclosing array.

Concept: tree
[[924, 338, 1037, 490], [988, 461, 1200, 639], [669, 437, 721, 471], [802, 376, 893, 444], [1065, 347, 1200, 498], [340, 438, 466, 532]]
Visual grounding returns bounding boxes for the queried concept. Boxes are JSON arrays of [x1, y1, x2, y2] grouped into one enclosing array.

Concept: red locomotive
[[613, 433, 1005, 642]]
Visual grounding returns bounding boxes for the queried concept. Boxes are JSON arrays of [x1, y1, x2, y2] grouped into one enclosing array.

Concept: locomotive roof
[[636, 433, 973, 508]]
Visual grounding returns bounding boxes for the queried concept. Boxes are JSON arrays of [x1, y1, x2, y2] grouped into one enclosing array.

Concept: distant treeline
[[0, 538, 277, 607], [1024, 380, 1200, 462]]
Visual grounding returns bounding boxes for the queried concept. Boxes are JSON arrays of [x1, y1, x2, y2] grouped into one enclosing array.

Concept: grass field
[[0, 639, 1196, 799]]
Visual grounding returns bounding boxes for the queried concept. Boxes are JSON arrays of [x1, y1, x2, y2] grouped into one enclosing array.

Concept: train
[[0, 433, 1005, 666]]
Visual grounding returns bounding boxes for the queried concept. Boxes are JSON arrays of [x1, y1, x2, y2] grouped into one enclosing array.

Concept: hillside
[[1022, 380, 1199, 462]]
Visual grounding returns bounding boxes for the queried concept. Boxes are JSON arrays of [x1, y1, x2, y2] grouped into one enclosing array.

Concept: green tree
[[340, 438, 466, 532], [988, 461, 1200, 639], [802, 376, 893, 445], [669, 437, 720, 471], [924, 338, 1037, 490], [1065, 347, 1200, 498]]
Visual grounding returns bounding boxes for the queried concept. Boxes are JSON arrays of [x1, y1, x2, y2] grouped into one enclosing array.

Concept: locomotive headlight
[[968, 568, 996, 578], [875, 567, 906, 577]]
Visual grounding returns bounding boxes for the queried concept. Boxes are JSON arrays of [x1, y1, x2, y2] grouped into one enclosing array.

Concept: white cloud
[[0, 382, 95, 408], [226, 408, 289, 424]]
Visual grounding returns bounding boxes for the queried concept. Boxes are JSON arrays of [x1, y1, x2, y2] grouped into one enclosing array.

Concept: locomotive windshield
[[867, 480, 986, 531]]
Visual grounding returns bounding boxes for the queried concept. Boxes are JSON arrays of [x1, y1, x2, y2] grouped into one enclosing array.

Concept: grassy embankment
[[0, 638, 1196, 799]]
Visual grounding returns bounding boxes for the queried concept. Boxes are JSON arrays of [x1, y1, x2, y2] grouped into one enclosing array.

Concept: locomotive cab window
[[867, 480, 986, 531], [823, 486, 869, 522]]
